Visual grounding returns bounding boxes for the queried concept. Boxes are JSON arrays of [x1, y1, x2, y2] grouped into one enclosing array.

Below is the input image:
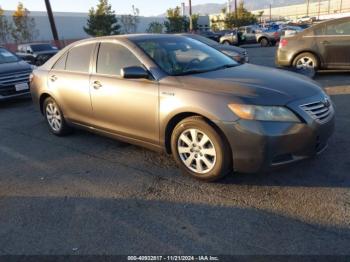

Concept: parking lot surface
[[0, 46, 349, 255]]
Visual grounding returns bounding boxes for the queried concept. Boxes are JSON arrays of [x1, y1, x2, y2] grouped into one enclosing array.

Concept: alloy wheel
[[296, 56, 315, 69], [177, 128, 217, 174], [46, 102, 62, 132]]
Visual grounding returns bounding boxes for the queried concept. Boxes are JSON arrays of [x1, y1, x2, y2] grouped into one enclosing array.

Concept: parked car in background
[[198, 31, 221, 42], [295, 16, 316, 24], [219, 31, 239, 46], [180, 33, 249, 63], [0, 47, 33, 100], [31, 34, 334, 181], [255, 29, 280, 47], [238, 26, 258, 44], [16, 43, 58, 66], [279, 25, 304, 37], [276, 17, 350, 74]]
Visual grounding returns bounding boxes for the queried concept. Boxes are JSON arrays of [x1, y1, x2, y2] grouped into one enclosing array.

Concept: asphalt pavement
[[0, 46, 349, 255]]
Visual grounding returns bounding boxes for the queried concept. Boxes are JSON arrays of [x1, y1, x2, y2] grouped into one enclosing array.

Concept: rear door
[[48, 43, 95, 124], [316, 20, 350, 68], [90, 41, 159, 144]]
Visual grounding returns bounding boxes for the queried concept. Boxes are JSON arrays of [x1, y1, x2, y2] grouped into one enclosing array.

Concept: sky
[[0, 0, 226, 16]]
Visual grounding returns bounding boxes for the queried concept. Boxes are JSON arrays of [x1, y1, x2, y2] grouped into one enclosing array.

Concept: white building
[[3, 10, 166, 42]]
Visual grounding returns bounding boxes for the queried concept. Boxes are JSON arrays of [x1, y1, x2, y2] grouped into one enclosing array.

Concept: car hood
[[0, 60, 32, 75], [177, 64, 323, 105]]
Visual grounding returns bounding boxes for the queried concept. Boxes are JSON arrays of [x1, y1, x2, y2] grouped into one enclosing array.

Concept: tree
[[191, 14, 199, 31], [120, 5, 140, 34], [164, 6, 188, 33], [12, 2, 38, 43], [0, 6, 13, 44], [146, 21, 164, 33], [257, 11, 264, 23], [84, 0, 120, 37], [224, 1, 257, 29]]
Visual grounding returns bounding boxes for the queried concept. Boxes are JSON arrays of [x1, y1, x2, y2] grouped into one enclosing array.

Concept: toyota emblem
[[323, 98, 330, 108]]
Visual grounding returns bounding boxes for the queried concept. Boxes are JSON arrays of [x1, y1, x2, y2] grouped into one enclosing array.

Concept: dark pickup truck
[[0, 47, 33, 100], [16, 43, 58, 66]]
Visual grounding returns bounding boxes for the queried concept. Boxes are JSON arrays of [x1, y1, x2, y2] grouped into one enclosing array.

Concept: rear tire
[[43, 97, 71, 136], [171, 116, 232, 182], [293, 52, 318, 78], [222, 40, 231, 46], [260, 37, 270, 47]]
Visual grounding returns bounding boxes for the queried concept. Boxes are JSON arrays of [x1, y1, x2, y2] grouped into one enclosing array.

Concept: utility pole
[[328, 0, 331, 14], [340, 0, 343, 12], [189, 0, 193, 32], [318, 0, 321, 20], [269, 4, 272, 22], [234, 0, 237, 19], [306, 0, 310, 16], [44, 0, 60, 48]]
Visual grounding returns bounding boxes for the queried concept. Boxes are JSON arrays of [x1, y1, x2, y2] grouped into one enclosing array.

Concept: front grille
[[0, 86, 29, 96], [300, 100, 334, 124], [0, 70, 31, 87]]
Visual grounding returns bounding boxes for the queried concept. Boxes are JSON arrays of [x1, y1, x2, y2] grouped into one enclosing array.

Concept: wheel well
[[164, 112, 231, 156], [39, 93, 51, 114], [292, 51, 321, 68]]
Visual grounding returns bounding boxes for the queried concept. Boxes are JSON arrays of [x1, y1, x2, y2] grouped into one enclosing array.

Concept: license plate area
[[15, 83, 29, 92]]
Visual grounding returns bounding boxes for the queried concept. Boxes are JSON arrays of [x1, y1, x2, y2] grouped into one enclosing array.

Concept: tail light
[[279, 38, 288, 48]]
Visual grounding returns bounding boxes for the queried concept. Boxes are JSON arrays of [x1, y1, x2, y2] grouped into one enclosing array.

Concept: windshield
[[187, 34, 219, 47], [134, 37, 238, 76], [31, 44, 55, 52], [0, 48, 19, 64]]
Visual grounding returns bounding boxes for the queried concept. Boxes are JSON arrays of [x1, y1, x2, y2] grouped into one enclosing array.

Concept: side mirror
[[121, 66, 150, 79]]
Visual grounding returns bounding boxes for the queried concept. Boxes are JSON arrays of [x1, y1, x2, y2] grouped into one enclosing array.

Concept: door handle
[[50, 75, 57, 82], [93, 80, 102, 90], [320, 40, 330, 45]]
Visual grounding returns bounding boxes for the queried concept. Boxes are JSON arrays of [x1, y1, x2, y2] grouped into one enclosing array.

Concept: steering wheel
[[184, 58, 201, 71]]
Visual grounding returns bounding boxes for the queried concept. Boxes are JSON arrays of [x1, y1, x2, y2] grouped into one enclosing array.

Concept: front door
[[90, 42, 159, 144]]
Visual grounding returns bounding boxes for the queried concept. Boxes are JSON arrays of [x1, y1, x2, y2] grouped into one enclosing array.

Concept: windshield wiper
[[175, 64, 237, 76], [210, 64, 237, 71]]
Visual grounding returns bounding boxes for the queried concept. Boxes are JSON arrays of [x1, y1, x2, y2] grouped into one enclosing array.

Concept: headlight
[[228, 104, 300, 122], [222, 50, 241, 62]]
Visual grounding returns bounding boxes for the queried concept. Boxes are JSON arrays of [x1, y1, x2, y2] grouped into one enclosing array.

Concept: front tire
[[43, 97, 71, 136], [171, 117, 232, 182]]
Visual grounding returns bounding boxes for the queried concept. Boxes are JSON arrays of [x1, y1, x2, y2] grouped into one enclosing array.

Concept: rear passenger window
[[96, 43, 142, 76], [53, 53, 67, 70], [65, 43, 94, 73], [326, 21, 350, 35]]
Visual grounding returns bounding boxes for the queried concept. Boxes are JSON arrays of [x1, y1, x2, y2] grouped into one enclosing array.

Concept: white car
[[295, 16, 315, 23]]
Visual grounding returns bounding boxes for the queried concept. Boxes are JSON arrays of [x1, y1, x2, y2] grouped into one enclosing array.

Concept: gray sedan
[[30, 34, 334, 181]]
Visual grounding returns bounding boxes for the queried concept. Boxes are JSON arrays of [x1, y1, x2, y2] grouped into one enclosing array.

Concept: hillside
[[159, 0, 321, 16]]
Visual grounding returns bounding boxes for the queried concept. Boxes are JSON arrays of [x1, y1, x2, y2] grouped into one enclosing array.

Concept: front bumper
[[216, 96, 335, 173]]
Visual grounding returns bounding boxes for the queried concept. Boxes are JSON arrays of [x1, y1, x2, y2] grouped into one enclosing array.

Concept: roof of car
[[68, 34, 187, 47]]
